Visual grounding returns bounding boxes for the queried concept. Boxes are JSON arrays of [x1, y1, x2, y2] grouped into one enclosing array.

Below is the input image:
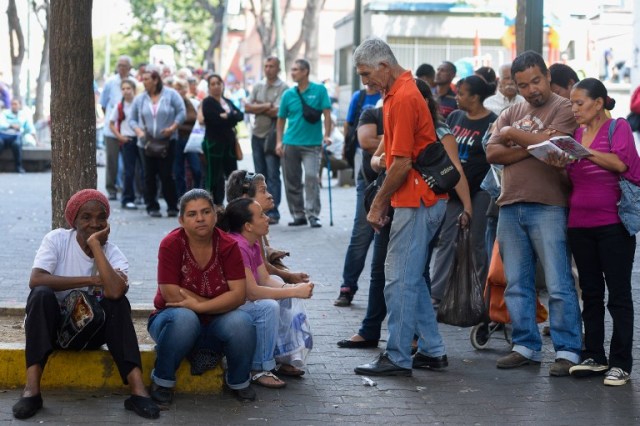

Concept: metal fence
[[388, 38, 512, 76]]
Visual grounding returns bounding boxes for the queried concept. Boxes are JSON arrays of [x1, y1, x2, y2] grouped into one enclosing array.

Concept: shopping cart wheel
[[470, 322, 490, 350]]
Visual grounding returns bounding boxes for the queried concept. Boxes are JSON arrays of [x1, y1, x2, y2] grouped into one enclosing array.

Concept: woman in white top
[[109, 78, 141, 210], [12, 189, 159, 420]]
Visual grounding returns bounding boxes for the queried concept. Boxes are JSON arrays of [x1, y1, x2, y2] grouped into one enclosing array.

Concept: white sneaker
[[603, 367, 630, 386]]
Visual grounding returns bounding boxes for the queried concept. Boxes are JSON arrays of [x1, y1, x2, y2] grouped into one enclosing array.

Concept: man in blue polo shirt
[[276, 59, 332, 228]]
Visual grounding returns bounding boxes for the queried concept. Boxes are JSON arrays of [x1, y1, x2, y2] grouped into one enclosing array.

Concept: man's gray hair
[[118, 55, 133, 67], [353, 37, 398, 68]]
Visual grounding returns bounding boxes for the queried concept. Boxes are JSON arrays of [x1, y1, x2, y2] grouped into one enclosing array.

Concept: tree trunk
[[50, 0, 96, 229], [7, 0, 25, 101], [284, 0, 324, 73], [515, 0, 526, 55], [304, 0, 325, 76], [197, 0, 226, 71], [248, 0, 274, 61], [33, 1, 50, 123]]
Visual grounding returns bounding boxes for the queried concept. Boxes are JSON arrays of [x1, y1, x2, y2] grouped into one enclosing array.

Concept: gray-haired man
[[351, 38, 448, 377]]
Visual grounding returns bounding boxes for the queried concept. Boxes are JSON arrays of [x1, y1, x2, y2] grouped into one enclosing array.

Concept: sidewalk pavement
[[1, 156, 640, 424]]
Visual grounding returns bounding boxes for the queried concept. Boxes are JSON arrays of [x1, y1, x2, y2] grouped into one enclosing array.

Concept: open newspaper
[[527, 136, 591, 161]]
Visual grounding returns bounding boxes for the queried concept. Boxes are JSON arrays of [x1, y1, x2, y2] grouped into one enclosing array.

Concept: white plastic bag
[[184, 122, 204, 154], [274, 298, 313, 368]]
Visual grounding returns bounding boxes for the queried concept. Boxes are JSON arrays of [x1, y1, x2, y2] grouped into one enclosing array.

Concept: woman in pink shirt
[[222, 198, 314, 388], [549, 78, 640, 386]]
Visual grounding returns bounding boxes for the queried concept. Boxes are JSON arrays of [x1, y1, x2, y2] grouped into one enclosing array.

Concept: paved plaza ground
[[1, 153, 640, 424]]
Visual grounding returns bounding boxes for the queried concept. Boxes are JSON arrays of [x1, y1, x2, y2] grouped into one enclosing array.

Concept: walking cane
[[323, 145, 334, 226]]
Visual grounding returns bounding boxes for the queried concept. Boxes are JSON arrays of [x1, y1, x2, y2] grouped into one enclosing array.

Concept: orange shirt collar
[[384, 70, 413, 101]]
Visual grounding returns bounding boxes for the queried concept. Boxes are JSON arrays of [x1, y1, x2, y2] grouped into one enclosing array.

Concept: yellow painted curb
[[0, 344, 223, 393]]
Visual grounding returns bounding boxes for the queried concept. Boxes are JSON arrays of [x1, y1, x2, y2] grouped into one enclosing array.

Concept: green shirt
[[278, 82, 331, 146]]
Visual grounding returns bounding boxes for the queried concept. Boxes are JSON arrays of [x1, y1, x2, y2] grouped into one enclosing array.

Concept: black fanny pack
[[413, 141, 461, 194], [296, 88, 323, 124]]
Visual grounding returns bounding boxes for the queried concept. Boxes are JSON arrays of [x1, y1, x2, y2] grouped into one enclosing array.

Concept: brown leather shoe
[[496, 351, 540, 369]]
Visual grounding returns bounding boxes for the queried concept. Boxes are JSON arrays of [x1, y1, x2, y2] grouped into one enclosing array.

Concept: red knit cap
[[64, 189, 110, 228]]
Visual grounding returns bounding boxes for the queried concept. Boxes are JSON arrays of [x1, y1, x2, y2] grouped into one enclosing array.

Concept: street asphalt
[[1, 147, 640, 424]]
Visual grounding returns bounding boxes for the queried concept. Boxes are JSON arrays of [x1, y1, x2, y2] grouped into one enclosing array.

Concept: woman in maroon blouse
[[147, 189, 257, 403]]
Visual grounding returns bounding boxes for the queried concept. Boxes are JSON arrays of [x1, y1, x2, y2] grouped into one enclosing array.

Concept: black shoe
[[354, 352, 412, 377], [108, 193, 118, 201], [334, 288, 354, 307], [413, 353, 448, 370], [149, 382, 173, 404], [337, 338, 379, 349], [12, 394, 43, 419], [148, 210, 162, 218], [268, 217, 279, 225], [569, 358, 609, 378], [167, 210, 179, 217], [124, 395, 160, 419], [232, 386, 256, 402], [309, 216, 322, 228], [288, 217, 308, 226]]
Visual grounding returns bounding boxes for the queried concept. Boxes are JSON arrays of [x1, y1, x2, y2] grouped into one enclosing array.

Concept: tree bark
[[50, 0, 96, 229], [197, 0, 226, 71], [284, 0, 324, 73], [33, 0, 50, 123], [304, 0, 325, 75], [248, 0, 274, 59], [7, 0, 25, 101]]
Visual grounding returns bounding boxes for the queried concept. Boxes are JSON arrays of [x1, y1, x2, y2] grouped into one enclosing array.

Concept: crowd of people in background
[[9, 35, 640, 421]]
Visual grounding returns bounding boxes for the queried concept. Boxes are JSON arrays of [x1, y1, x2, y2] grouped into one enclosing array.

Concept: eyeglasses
[[241, 172, 257, 194]]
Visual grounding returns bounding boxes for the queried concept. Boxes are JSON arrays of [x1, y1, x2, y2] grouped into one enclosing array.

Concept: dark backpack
[[344, 90, 367, 168]]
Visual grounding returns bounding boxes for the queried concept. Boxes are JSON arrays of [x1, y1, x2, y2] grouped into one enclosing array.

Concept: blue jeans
[[497, 203, 582, 363], [148, 307, 254, 390], [384, 200, 447, 368], [121, 138, 143, 205], [340, 175, 375, 293], [174, 137, 203, 198], [238, 299, 280, 371], [252, 135, 282, 219], [358, 219, 439, 341]]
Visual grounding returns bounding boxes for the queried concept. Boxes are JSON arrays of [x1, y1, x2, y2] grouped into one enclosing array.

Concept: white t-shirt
[[32, 228, 129, 302], [109, 100, 136, 137]]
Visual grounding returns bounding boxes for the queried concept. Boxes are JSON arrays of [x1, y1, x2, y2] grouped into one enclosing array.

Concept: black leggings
[[25, 286, 143, 384], [568, 223, 636, 372]]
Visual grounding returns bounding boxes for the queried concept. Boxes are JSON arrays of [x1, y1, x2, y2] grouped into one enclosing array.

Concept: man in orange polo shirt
[[352, 38, 448, 377]]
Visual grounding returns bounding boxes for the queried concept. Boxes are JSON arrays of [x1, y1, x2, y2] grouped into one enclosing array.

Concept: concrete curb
[[0, 304, 155, 318], [0, 307, 223, 393], [0, 344, 224, 393]]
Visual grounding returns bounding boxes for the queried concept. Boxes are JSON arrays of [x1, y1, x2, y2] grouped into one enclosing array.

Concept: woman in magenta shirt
[[222, 198, 314, 388], [550, 78, 640, 386]]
